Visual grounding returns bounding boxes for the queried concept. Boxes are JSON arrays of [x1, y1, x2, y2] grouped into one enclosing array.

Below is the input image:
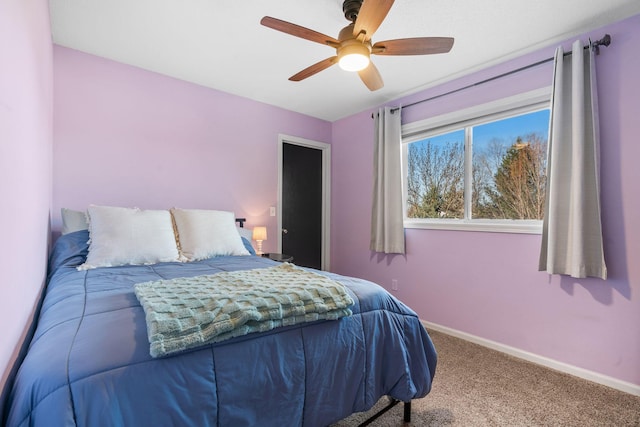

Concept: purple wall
[[331, 14, 640, 387], [53, 46, 332, 254], [0, 0, 53, 393]]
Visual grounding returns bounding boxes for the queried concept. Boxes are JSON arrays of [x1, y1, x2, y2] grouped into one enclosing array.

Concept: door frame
[[278, 134, 331, 270]]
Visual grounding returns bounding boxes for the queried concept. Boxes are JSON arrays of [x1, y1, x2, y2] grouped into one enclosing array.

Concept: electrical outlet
[[269, 207, 276, 216], [391, 279, 398, 291]]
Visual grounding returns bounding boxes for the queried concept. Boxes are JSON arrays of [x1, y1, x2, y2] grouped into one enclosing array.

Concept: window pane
[[472, 110, 549, 220], [406, 130, 465, 219]]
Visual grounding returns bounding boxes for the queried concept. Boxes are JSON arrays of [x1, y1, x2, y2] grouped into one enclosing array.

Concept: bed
[[5, 206, 437, 427]]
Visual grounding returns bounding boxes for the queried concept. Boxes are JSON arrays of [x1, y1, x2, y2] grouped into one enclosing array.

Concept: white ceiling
[[50, 0, 640, 122]]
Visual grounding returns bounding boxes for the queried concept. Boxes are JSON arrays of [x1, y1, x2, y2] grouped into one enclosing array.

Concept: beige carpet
[[333, 330, 640, 426]]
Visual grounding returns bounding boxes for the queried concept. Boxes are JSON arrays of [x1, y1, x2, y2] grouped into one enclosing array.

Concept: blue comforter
[[5, 231, 437, 427]]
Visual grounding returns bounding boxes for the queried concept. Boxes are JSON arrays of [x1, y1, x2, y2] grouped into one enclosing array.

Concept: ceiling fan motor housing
[[343, 0, 363, 22], [338, 24, 372, 55]]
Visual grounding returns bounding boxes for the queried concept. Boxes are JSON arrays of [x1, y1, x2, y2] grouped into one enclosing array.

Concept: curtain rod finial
[[592, 34, 611, 55]]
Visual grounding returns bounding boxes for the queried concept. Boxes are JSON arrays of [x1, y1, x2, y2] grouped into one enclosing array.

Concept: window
[[402, 88, 550, 233]]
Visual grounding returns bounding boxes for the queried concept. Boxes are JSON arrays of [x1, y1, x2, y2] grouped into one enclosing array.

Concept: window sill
[[404, 219, 542, 234]]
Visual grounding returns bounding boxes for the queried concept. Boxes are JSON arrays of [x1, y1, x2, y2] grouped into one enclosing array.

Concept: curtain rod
[[373, 34, 611, 117]]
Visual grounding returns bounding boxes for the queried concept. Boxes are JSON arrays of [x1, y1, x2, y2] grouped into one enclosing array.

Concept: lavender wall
[[53, 46, 332, 254], [331, 14, 640, 387], [0, 0, 53, 394]]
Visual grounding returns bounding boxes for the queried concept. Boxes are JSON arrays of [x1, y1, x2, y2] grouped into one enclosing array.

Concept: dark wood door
[[282, 142, 322, 269]]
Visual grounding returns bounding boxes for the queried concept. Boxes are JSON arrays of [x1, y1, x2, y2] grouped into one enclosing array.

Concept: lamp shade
[[252, 226, 267, 241]]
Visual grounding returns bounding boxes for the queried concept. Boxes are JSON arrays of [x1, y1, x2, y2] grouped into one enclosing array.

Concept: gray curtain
[[539, 40, 607, 279], [370, 106, 405, 254]]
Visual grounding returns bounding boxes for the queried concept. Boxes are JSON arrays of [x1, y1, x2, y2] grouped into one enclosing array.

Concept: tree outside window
[[405, 109, 549, 222]]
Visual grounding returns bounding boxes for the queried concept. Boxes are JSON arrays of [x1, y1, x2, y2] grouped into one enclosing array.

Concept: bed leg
[[358, 398, 412, 426], [404, 401, 412, 422], [358, 398, 402, 426]]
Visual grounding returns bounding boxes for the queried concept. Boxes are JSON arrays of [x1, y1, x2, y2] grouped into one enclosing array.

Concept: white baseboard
[[422, 320, 640, 397]]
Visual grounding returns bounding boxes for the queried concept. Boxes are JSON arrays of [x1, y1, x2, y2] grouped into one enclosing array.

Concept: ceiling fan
[[260, 0, 454, 91]]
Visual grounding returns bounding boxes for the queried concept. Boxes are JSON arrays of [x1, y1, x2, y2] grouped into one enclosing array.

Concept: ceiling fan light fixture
[[338, 43, 370, 71]]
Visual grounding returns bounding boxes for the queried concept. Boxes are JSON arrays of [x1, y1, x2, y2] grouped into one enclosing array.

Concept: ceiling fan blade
[[261, 16, 340, 47], [289, 56, 339, 81], [353, 0, 394, 41], [358, 61, 384, 91], [372, 37, 454, 55]]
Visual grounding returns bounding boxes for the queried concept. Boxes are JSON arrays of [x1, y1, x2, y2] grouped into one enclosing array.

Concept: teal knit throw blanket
[[134, 263, 354, 357]]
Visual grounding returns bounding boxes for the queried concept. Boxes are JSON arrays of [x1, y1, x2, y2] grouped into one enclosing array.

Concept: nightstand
[[261, 253, 294, 263]]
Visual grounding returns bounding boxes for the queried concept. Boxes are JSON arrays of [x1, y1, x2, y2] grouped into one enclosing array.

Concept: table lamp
[[252, 226, 267, 255]]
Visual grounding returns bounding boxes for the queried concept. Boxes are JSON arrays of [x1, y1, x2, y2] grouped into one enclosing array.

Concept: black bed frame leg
[[404, 401, 412, 422], [358, 399, 412, 426]]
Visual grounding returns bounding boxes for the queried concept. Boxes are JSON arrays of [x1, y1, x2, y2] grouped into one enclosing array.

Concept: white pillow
[[171, 208, 250, 261], [236, 226, 253, 242], [61, 208, 89, 235], [78, 205, 180, 270]]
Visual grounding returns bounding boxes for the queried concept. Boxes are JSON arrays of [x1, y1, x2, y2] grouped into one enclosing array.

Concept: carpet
[[333, 329, 640, 426]]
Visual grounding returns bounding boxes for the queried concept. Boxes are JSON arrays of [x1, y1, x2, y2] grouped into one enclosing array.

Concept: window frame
[[401, 87, 551, 234]]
